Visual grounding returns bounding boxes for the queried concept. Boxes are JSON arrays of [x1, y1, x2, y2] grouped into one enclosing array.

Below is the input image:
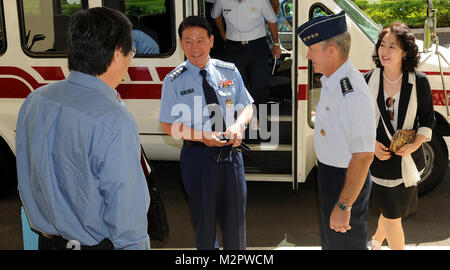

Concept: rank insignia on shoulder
[[214, 60, 235, 70], [340, 77, 354, 97], [169, 66, 187, 81]]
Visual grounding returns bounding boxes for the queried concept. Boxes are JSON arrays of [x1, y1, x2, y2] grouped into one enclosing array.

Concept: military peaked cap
[[297, 11, 347, 46]]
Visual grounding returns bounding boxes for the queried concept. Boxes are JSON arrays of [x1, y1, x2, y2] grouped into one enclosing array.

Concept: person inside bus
[[364, 22, 436, 250], [269, 0, 292, 33], [159, 16, 253, 250], [127, 14, 160, 55], [15, 7, 150, 250], [205, 0, 226, 60], [297, 11, 376, 250], [211, 0, 281, 107]]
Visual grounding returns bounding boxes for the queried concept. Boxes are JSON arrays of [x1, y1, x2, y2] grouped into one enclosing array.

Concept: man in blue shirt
[[16, 7, 150, 250], [159, 16, 253, 250]]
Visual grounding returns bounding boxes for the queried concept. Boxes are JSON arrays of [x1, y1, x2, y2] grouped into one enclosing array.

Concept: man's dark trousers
[[180, 144, 247, 250], [224, 37, 270, 105], [317, 161, 372, 250]]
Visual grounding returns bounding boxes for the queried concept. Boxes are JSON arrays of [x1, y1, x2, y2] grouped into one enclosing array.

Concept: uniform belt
[[183, 140, 251, 152], [39, 232, 114, 250], [183, 140, 207, 147], [226, 37, 265, 46]]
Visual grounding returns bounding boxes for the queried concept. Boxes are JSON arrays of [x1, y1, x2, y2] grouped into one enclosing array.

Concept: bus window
[[19, 0, 83, 55], [307, 4, 331, 127], [0, 2, 5, 54], [275, 0, 293, 50], [279, 0, 293, 33], [104, 0, 175, 56]]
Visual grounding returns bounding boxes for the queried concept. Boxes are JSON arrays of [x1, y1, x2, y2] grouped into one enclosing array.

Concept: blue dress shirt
[[16, 71, 150, 250], [159, 58, 253, 132], [132, 29, 160, 55]]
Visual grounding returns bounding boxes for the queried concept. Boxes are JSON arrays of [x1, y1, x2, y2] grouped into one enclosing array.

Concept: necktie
[[199, 70, 251, 153], [199, 69, 225, 132]]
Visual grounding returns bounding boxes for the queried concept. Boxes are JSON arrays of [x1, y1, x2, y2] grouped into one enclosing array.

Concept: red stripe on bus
[[0, 66, 45, 89], [432, 89, 450, 106], [116, 84, 162, 99], [424, 71, 450, 76], [298, 84, 307, 100], [128, 67, 153, 81], [156, 67, 175, 81], [0, 78, 34, 98], [32, 66, 65, 81]]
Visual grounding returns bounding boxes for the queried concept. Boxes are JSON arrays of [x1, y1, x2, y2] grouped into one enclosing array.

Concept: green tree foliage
[[353, 0, 450, 28]]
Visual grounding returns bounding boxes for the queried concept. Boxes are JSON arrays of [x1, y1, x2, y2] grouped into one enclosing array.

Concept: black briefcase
[[146, 173, 169, 242], [140, 147, 169, 243]]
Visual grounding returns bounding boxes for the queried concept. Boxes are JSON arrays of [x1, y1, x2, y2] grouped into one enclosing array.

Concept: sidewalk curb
[[411, 27, 450, 34]]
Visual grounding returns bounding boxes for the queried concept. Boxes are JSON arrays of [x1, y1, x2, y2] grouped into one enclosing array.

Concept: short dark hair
[[372, 22, 419, 72], [68, 7, 132, 76], [178, 16, 212, 39]]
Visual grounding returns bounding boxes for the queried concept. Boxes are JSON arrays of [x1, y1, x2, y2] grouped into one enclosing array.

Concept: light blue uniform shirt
[[159, 58, 253, 132], [132, 29, 160, 55], [314, 60, 376, 168], [211, 0, 277, 42], [16, 71, 150, 250]]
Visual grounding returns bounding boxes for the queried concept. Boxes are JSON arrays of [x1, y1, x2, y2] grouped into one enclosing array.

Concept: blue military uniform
[[159, 58, 253, 250], [298, 11, 376, 250]]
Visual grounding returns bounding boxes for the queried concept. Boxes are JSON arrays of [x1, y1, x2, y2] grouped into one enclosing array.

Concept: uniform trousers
[[180, 143, 247, 250], [224, 37, 270, 105], [317, 161, 372, 250]]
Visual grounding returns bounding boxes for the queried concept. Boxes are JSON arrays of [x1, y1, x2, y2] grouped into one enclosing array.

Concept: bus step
[[243, 149, 291, 174], [245, 173, 292, 182], [243, 120, 291, 145]]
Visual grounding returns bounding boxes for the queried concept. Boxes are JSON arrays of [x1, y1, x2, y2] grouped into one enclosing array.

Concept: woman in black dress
[[364, 22, 436, 250]]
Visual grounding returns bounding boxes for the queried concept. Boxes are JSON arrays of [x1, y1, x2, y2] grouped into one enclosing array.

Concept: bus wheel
[[0, 140, 17, 196], [418, 133, 448, 196]]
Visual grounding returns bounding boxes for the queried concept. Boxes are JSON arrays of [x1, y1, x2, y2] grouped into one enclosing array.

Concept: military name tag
[[180, 88, 194, 96]]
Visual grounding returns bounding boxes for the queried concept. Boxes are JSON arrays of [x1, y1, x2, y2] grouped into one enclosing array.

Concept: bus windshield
[[335, 0, 381, 43]]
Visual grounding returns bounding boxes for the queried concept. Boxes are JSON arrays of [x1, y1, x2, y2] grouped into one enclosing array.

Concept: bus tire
[[0, 139, 17, 196], [418, 133, 448, 196]]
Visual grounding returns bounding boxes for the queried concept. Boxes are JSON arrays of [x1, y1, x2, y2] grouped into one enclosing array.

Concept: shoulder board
[[213, 60, 235, 70], [168, 66, 187, 81], [340, 77, 354, 97]]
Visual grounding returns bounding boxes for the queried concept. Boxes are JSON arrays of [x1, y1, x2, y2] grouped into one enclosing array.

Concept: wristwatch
[[273, 42, 280, 47], [337, 202, 352, 212]]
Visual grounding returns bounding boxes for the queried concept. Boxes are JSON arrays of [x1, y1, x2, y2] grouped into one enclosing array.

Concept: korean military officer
[[297, 11, 376, 249], [211, 0, 281, 106], [159, 16, 253, 250]]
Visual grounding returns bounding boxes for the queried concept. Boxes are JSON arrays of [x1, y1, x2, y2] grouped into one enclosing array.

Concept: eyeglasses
[[386, 97, 395, 120], [129, 46, 136, 58]]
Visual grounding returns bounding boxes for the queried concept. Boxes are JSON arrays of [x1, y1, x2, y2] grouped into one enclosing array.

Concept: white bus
[[0, 0, 448, 196]]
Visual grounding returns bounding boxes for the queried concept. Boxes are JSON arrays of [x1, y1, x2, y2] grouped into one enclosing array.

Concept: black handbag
[[140, 147, 169, 242]]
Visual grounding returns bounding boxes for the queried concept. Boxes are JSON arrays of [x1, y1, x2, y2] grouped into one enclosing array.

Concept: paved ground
[[1, 162, 448, 250]]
